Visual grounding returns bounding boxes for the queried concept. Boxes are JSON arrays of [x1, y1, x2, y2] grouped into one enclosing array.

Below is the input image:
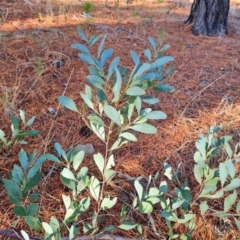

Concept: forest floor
[[0, 0, 240, 239]]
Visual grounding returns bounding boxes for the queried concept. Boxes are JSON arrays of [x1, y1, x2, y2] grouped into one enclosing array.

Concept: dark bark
[[185, 0, 230, 36]]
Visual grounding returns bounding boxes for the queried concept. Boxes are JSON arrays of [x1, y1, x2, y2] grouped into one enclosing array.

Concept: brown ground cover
[[0, 0, 240, 239]]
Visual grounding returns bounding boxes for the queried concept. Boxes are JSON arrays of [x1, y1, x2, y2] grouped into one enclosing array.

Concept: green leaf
[[89, 176, 100, 201], [21, 230, 30, 240], [138, 201, 153, 213], [135, 96, 141, 115], [0, 129, 7, 144], [118, 221, 137, 231], [77, 26, 88, 42], [145, 111, 167, 120], [12, 164, 24, 184], [98, 35, 106, 58], [13, 206, 27, 216], [225, 161, 235, 179], [101, 48, 113, 67], [26, 116, 36, 127], [103, 105, 121, 126], [71, 43, 90, 54], [160, 44, 170, 52], [112, 67, 122, 102], [104, 225, 116, 232], [154, 83, 175, 93], [106, 155, 115, 170], [19, 110, 25, 122], [107, 57, 120, 79], [89, 35, 100, 46], [58, 96, 79, 112], [200, 201, 209, 214], [194, 164, 203, 184], [10, 116, 19, 129], [50, 216, 60, 232], [234, 217, 240, 230], [128, 123, 157, 134], [130, 50, 140, 65], [80, 93, 95, 110], [148, 37, 156, 51], [236, 201, 240, 214], [23, 172, 42, 198], [134, 63, 151, 78], [73, 151, 85, 171], [69, 223, 78, 240], [159, 181, 168, 194], [18, 149, 28, 171], [94, 153, 105, 174], [88, 115, 105, 126], [172, 200, 185, 211], [119, 132, 137, 142], [134, 180, 143, 201], [219, 162, 228, 187], [25, 216, 41, 230], [61, 168, 77, 181], [126, 86, 145, 96], [101, 196, 117, 210], [62, 194, 71, 210], [141, 96, 159, 105], [26, 203, 39, 216], [3, 178, 22, 206], [223, 178, 240, 191], [104, 169, 116, 181], [30, 192, 40, 203], [151, 56, 174, 69], [144, 49, 151, 61], [79, 53, 95, 65], [224, 190, 237, 213], [42, 222, 54, 235]]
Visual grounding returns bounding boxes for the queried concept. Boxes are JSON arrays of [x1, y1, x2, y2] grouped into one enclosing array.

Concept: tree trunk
[[185, 0, 230, 36]]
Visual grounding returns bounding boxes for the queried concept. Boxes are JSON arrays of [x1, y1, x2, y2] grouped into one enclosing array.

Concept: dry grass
[[0, 0, 240, 239]]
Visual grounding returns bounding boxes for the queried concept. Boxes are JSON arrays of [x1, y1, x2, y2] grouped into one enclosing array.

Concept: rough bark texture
[[185, 0, 230, 36]]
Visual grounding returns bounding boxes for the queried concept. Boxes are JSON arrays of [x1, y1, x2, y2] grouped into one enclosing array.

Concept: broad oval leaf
[[103, 105, 121, 126], [80, 93, 95, 110], [94, 153, 105, 174], [58, 96, 79, 112], [73, 150, 85, 171], [101, 196, 117, 210], [79, 53, 95, 65], [138, 201, 153, 214], [144, 49, 151, 61], [118, 221, 137, 231], [130, 50, 140, 65], [148, 37, 156, 50], [224, 190, 237, 213], [119, 132, 137, 142], [98, 35, 107, 58], [61, 168, 77, 181], [134, 180, 143, 201], [62, 194, 71, 210], [146, 111, 167, 120], [219, 162, 228, 187], [112, 67, 122, 102], [71, 43, 90, 54], [128, 123, 157, 134], [224, 178, 240, 191], [141, 96, 159, 105], [151, 56, 174, 69], [134, 63, 151, 78], [77, 26, 88, 42], [101, 48, 113, 67], [89, 176, 100, 201], [154, 83, 175, 93], [126, 86, 145, 96], [89, 35, 100, 47]]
